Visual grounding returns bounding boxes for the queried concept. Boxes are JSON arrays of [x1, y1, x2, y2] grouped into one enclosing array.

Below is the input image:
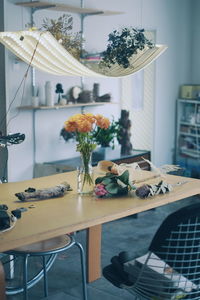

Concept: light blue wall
[[3, 0, 194, 181], [191, 0, 200, 83]]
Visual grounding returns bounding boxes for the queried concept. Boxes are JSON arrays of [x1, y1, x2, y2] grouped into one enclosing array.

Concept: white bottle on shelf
[[38, 85, 45, 106], [31, 96, 39, 107], [45, 81, 54, 107]]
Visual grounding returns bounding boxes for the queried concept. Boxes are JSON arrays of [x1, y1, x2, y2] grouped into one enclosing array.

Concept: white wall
[[191, 0, 200, 83], [4, 0, 194, 181]]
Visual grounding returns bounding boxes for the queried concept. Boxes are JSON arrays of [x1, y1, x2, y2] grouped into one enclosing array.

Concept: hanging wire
[[21, 6, 24, 30], [80, 0, 85, 92], [6, 67, 28, 129], [140, 0, 143, 29], [0, 32, 44, 133], [1, 147, 8, 182]]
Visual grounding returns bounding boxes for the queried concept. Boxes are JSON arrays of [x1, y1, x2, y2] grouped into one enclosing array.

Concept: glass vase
[[77, 151, 94, 194]]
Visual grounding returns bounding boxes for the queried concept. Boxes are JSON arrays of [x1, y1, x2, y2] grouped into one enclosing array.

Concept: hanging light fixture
[[0, 30, 167, 77]]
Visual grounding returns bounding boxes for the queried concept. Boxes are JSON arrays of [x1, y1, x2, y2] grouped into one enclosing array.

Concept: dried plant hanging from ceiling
[[0, 30, 167, 77]]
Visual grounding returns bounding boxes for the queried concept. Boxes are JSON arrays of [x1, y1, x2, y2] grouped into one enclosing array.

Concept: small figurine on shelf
[[77, 90, 93, 103], [96, 93, 111, 102], [93, 83, 99, 102], [55, 83, 64, 104], [92, 82, 111, 102], [67, 86, 82, 104], [118, 109, 133, 155]]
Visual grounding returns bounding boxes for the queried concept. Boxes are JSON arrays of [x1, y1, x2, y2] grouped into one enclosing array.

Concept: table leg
[[86, 224, 102, 283], [0, 260, 6, 300]]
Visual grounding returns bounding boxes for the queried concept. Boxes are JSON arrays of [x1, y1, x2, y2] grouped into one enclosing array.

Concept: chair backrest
[[149, 203, 200, 286]]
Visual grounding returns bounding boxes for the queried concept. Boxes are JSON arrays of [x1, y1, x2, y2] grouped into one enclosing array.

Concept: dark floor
[[5, 195, 199, 300]]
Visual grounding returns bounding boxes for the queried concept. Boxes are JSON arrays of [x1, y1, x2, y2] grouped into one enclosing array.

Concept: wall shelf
[[18, 102, 115, 110], [15, 1, 124, 16]]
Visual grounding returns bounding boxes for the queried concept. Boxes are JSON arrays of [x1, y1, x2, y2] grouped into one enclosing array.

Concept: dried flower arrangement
[[135, 181, 173, 199], [94, 172, 186, 199], [94, 160, 185, 198], [100, 27, 154, 69], [41, 14, 83, 60]]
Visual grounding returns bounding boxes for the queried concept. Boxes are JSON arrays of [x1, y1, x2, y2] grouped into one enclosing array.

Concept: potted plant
[[100, 27, 153, 69], [92, 118, 121, 161]]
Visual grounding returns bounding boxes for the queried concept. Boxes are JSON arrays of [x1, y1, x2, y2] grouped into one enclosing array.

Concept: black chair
[[103, 203, 200, 299]]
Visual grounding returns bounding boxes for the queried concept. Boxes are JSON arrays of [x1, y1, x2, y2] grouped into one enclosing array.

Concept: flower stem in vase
[[77, 151, 93, 194]]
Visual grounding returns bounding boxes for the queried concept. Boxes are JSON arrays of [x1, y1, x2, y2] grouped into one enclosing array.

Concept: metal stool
[[4, 234, 88, 300]]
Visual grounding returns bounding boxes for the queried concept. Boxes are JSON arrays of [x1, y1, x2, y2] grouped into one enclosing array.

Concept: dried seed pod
[[136, 181, 173, 199], [135, 184, 151, 198]]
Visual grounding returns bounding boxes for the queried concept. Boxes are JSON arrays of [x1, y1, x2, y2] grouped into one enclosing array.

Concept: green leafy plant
[[94, 170, 135, 197], [92, 119, 121, 148], [100, 27, 154, 69], [60, 127, 75, 141]]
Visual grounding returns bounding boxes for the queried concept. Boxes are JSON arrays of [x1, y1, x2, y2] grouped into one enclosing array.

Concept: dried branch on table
[[0, 210, 10, 230], [97, 160, 141, 175], [0, 204, 16, 230], [15, 182, 72, 202], [142, 158, 182, 177]]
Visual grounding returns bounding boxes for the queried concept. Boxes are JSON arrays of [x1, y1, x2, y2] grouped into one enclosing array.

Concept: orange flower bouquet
[[64, 113, 110, 193]]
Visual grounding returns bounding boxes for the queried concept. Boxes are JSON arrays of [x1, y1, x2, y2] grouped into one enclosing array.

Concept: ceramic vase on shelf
[[38, 85, 45, 106], [31, 96, 39, 107], [45, 81, 54, 107], [77, 151, 93, 195]]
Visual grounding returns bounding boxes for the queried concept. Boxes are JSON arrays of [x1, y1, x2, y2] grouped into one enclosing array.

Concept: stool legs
[[7, 237, 87, 300], [0, 260, 6, 300], [42, 256, 48, 298], [23, 255, 28, 300], [75, 242, 88, 300]]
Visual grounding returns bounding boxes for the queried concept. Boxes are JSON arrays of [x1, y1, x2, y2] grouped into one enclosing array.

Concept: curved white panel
[[0, 31, 167, 77]]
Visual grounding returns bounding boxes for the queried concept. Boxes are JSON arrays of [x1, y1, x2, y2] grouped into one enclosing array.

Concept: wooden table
[[0, 170, 200, 298]]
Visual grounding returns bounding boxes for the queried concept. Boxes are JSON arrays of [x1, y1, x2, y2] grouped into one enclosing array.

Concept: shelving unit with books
[[175, 98, 200, 178]]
